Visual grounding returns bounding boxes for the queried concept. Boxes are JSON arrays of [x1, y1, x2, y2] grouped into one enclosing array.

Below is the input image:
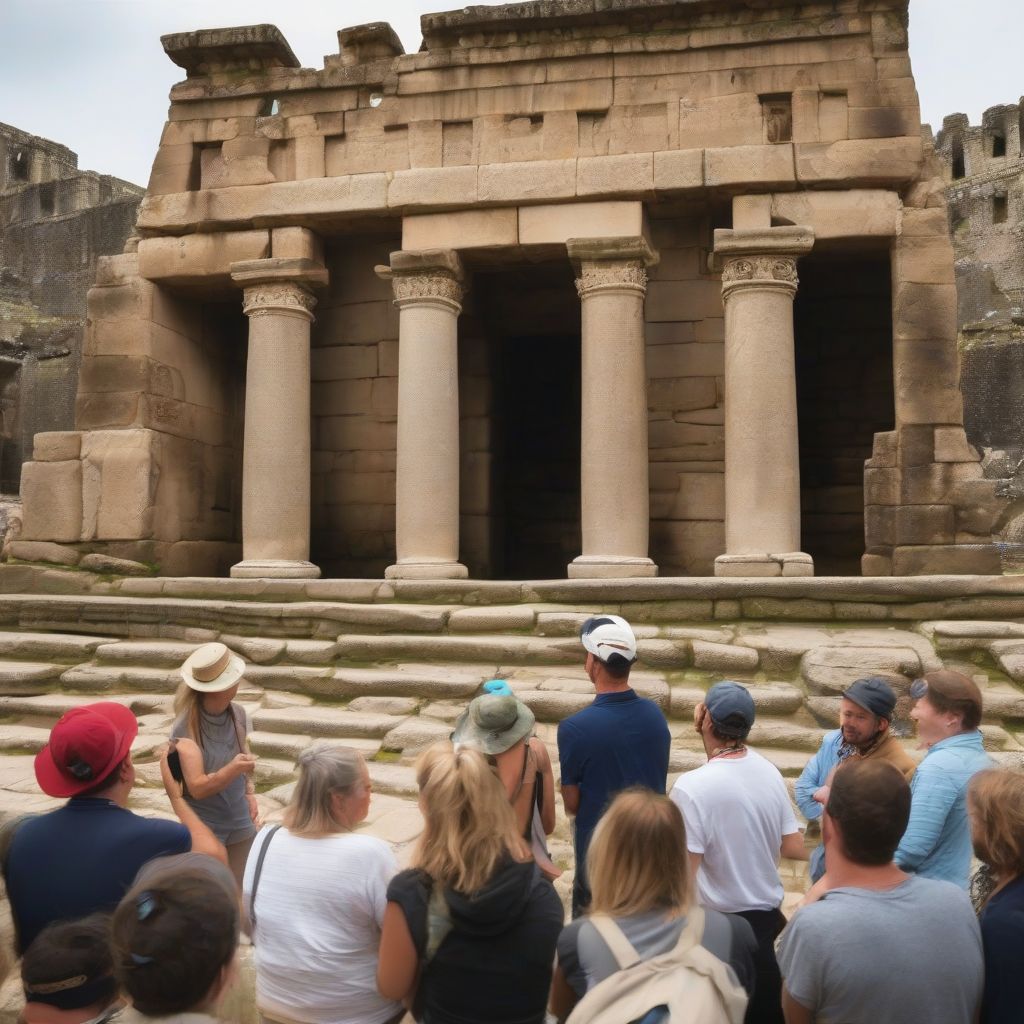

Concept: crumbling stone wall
[[934, 103, 1024, 548], [0, 124, 143, 497]]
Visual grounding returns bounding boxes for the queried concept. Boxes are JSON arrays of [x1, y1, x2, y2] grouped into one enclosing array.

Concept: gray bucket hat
[[451, 694, 535, 756]]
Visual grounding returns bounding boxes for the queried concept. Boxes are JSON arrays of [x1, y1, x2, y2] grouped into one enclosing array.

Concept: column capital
[[713, 225, 814, 298], [567, 236, 658, 299], [230, 256, 328, 320], [376, 249, 465, 313]]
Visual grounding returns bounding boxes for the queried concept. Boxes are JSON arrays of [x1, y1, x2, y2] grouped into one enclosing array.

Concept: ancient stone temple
[[934, 103, 1024, 550], [10, 0, 1010, 580], [0, 125, 142, 504]]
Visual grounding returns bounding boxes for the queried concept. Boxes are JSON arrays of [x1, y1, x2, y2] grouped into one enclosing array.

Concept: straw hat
[[180, 642, 246, 693], [451, 694, 535, 756]]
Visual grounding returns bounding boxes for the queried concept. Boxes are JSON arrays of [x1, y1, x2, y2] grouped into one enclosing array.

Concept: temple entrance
[[459, 262, 581, 578], [794, 248, 894, 575]]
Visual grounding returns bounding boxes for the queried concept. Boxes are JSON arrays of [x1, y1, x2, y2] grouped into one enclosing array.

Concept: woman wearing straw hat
[[452, 692, 559, 879], [170, 642, 259, 887]]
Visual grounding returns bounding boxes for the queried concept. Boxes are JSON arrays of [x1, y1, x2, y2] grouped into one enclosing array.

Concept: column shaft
[[230, 273, 321, 579], [713, 227, 814, 577], [567, 238, 657, 579], [379, 250, 467, 580]]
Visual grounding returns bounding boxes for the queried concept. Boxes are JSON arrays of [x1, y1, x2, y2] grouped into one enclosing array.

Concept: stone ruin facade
[[0, 125, 143, 514], [934, 103, 1024, 552], [7, 0, 1012, 580]]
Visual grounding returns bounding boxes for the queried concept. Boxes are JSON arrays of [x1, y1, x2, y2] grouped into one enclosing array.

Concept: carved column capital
[[567, 236, 658, 300], [377, 249, 465, 314], [713, 225, 814, 301], [575, 259, 649, 299], [720, 254, 800, 297], [241, 281, 317, 320]]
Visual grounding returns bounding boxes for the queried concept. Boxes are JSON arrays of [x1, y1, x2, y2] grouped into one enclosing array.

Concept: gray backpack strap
[[248, 824, 282, 933], [588, 915, 643, 970]]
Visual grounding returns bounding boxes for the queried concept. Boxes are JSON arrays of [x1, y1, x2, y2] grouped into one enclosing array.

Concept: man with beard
[[795, 677, 916, 882]]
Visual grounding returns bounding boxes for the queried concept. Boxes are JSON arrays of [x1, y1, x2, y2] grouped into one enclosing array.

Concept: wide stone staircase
[[1, 568, 1023, 862], [1, 568, 1024, 1018]]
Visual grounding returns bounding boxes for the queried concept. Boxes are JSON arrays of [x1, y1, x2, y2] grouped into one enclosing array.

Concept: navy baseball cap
[[843, 677, 897, 720], [705, 681, 756, 738]]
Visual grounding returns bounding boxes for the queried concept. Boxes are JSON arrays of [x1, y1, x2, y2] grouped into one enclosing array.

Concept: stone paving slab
[[252, 705, 407, 738], [0, 662, 65, 695]]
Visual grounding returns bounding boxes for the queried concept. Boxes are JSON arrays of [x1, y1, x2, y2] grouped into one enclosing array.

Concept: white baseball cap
[[580, 614, 637, 667]]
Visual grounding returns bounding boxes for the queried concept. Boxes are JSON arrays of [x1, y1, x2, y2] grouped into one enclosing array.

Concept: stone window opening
[[258, 97, 281, 117], [992, 132, 1007, 158], [38, 181, 55, 216], [951, 136, 966, 179], [760, 94, 793, 144], [9, 150, 28, 184], [993, 193, 1009, 224]]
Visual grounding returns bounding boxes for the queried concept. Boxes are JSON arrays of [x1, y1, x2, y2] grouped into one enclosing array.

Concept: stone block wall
[[645, 214, 726, 576], [0, 124, 143, 502], [311, 237, 400, 577], [13, 254, 246, 575], [933, 103, 1024, 548]]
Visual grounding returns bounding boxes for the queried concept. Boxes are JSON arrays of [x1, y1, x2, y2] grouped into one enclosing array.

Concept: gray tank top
[[170, 705, 254, 843]]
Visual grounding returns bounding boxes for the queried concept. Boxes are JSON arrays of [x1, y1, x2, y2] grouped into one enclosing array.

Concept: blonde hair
[[284, 746, 367, 838], [413, 742, 530, 894], [969, 769, 1024, 877], [173, 682, 206, 749], [587, 789, 691, 917]]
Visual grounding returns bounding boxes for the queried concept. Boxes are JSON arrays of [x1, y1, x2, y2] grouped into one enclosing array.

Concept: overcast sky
[[1, 0, 1020, 187]]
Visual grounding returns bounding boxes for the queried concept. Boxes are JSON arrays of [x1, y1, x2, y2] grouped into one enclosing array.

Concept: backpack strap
[[672, 905, 705, 956], [230, 702, 247, 754], [588, 915, 643, 970], [248, 824, 282, 933]]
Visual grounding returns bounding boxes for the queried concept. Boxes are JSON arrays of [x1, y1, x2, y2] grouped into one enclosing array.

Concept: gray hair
[[284, 745, 367, 837]]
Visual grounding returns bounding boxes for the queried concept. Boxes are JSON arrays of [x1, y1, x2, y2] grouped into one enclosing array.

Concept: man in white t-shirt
[[670, 681, 807, 1024]]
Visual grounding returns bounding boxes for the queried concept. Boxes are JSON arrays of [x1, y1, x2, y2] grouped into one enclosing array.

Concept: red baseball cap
[[35, 703, 139, 798]]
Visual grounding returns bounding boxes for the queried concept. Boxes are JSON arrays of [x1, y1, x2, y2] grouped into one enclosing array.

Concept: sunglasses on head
[[909, 678, 928, 700]]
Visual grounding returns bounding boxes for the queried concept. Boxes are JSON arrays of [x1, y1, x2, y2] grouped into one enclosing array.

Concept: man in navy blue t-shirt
[[558, 614, 670, 917], [4, 702, 221, 953]]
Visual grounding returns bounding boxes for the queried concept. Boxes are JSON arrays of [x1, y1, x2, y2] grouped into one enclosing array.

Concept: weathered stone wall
[[312, 237, 401, 578], [8, 1, 1004, 577], [933, 103, 1024, 548], [0, 123, 143, 501]]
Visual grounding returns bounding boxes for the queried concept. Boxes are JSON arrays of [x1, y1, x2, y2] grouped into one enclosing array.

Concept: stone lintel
[[713, 226, 815, 261], [161, 24, 301, 77], [230, 256, 329, 288], [566, 236, 658, 267], [336, 23, 405, 66]]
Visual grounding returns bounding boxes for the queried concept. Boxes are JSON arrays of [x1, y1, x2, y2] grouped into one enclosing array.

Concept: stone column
[[566, 237, 658, 579], [713, 226, 815, 577], [229, 257, 327, 579], [377, 250, 468, 580]]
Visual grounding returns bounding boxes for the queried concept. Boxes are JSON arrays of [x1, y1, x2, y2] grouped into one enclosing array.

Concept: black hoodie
[[387, 857, 564, 1024]]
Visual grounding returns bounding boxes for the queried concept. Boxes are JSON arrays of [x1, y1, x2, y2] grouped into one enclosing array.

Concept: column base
[[230, 559, 321, 579], [385, 559, 469, 580], [567, 555, 659, 579], [714, 552, 814, 578]]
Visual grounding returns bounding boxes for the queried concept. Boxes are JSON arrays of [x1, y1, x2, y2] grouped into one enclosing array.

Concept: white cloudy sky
[[1, 0, 1020, 187]]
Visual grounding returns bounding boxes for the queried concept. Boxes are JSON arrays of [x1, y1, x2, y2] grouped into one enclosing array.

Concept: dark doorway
[[459, 263, 581, 579], [493, 332, 581, 578], [794, 249, 894, 575]]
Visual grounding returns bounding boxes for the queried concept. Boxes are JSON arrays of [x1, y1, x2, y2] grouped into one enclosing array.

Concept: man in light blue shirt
[[795, 678, 916, 881], [895, 670, 991, 888]]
